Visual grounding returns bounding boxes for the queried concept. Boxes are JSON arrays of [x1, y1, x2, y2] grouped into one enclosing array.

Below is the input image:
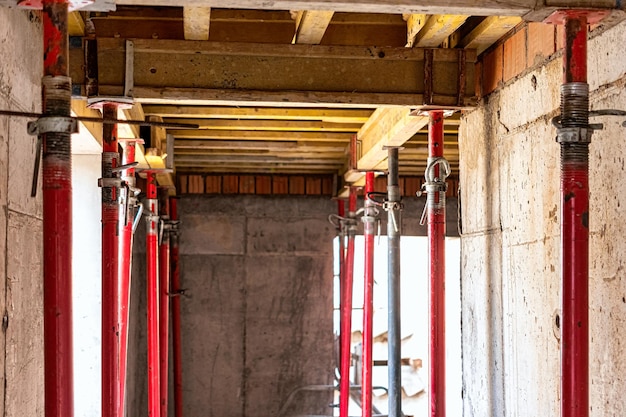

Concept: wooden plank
[[404, 13, 427, 47], [144, 148, 175, 188], [71, 98, 103, 147], [114, 0, 538, 16], [143, 105, 374, 122], [168, 130, 353, 142], [69, 12, 85, 37], [148, 115, 167, 152], [178, 165, 342, 174], [96, 38, 476, 108], [174, 139, 347, 152], [183, 6, 212, 40], [292, 10, 335, 44], [164, 118, 362, 132], [356, 107, 430, 171], [414, 15, 469, 47], [175, 155, 344, 164], [120, 103, 146, 139], [459, 16, 523, 55]]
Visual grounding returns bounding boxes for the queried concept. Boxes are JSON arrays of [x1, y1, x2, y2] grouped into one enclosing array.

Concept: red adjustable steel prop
[[159, 193, 171, 417], [42, 1, 74, 416], [170, 197, 183, 417], [339, 190, 357, 417], [118, 139, 139, 417], [146, 173, 161, 417], [427, 110, 446, 417], [101, 103, 121, 417], [561, 16, 589, 417], [362, 173, 375, 417]]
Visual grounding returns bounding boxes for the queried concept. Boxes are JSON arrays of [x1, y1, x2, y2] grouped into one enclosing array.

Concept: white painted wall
[[459, 19, 626, 417]]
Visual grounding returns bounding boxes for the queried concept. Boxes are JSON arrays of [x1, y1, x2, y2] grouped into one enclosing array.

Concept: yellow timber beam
[[343, 107, 429, 183], [292, 10, 334, 44], [183, 6, 212, 40], [459, 16, 523, 55], [414, 15, 469, 48]]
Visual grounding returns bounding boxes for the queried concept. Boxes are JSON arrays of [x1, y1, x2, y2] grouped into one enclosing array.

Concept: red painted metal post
[[146, 173, 161, 417], [561, 14, 590, 417], [337, 199, 345, 374], [339, 190, 357, 417], [101, 103, 121, 417], [362, 173, 376, 417], [159, 193, 171, 417], [170, 197, 183, 417], [118, 139, 138, 417], [42, 1, 74, 416], [427, 110, 447, 417]]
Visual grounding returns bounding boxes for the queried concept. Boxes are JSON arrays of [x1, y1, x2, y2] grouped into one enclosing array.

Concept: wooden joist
[[68, 12, 85, 36], [164, 118, 361, 132], [404, 13, 427, 47], [413, 15, 469, 47], [459, 16, 523, 55], [142, 106, 374, 122], [174, 140, 347, 152], [167, 129, 353, 142], [343, 107, 430, 183], [292, 10, 335, 44], [183, 6, 212, 40]]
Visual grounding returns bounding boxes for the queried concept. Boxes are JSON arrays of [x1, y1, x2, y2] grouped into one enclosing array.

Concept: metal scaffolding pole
[[119, 138, 141, 417], [362, 172, 376, 417], [386, 148, 403, 417], [41, 1, 74, 416], [340, 189, 357, 417], [544, 9, 600, 417], [101, 102, 121, 417], [426, 110, 449, 417], [145, 173, 161, 417]]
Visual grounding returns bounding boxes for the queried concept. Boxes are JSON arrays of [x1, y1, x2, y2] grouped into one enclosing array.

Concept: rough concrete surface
[[459, 18, 626, 417], [129, 196, 339, 417], [0, 8, 44, 417]]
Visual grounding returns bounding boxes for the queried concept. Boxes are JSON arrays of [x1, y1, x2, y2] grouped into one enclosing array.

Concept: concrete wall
[[129, 195, 339, 417], [0, 8, 44, 417], [459, 20, 626, 416]]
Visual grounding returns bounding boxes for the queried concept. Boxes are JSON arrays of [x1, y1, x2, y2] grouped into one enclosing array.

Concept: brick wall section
[[177, 173, 459, 198], [477, 20, 591, 97]]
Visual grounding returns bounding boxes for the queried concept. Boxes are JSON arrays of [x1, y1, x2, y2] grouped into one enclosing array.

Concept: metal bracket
[[556, 127, 593, 144], [382, 201, 404, 212], [27, 116, 78, 136], [98, 178, 124, 188]]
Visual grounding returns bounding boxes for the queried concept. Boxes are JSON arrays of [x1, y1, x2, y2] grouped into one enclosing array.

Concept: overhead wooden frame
[[73, 38, 477, 109]]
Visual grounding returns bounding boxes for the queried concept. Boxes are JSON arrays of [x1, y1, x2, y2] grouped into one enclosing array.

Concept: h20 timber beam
[[344, 107, 429, 183], [91, 38, 476, 108], [292, 10, 335, 44], [413, 15, 469, 47], [404, 13, 427, 47], [459, 16, 523, 55], [183, 6, 211, 40], [142, 106, 374, 122]]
